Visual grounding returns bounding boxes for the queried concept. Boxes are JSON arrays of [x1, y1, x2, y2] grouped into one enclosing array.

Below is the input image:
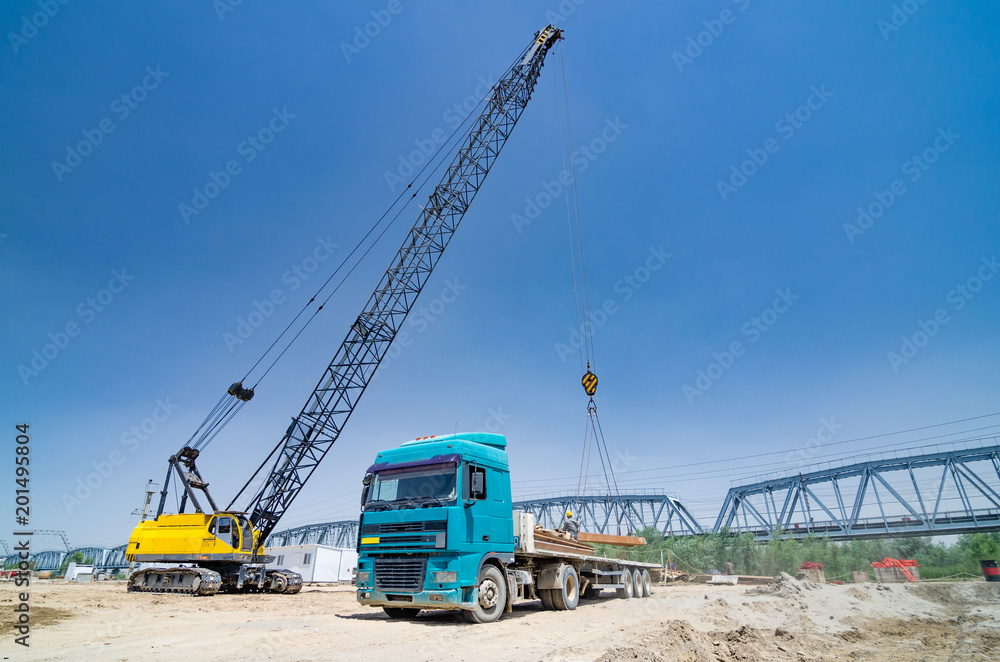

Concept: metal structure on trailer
[[265, 520, 359, 549], [514, 492, 705, 537], [714, 443, 1000, 541]]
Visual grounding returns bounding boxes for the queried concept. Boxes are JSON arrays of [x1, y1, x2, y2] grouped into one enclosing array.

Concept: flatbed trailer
[[355, 432, 660, 623], [506, 512, 660, 609]]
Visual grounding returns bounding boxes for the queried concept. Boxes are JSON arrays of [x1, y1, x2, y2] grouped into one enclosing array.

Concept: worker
[[725, 559, 734, 575], [560, 510, 580, 540]]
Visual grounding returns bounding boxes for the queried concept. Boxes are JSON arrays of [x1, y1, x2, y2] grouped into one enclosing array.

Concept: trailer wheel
[[616, 567, 634, 599], [463, 565, 506, 624], [641, 569, 652, 598], [551, 565, 579, 611], [539, 588, 555, 610], [383, 607, 421, 619], [632, 569, 647, 598]]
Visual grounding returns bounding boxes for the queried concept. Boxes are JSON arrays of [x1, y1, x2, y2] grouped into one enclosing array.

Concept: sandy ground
[[1, 575, 998, 661]]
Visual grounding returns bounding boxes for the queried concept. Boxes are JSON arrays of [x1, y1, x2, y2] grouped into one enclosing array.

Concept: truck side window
[[468, 466, 487, 500]]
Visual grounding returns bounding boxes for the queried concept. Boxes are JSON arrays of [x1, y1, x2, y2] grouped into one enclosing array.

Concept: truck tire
[[632, 569, 646, 598], [550, 565, 579, 611], [640, 569, 652, 598], [539, 588, 556, 610], [615, 567, 634, 599], [582, 586, 602, 599], [383, 607, 420, 619], [463, 565, 506, 624]]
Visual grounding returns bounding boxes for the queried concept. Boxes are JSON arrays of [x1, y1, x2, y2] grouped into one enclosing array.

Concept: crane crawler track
[[127, 567, 222, 596]]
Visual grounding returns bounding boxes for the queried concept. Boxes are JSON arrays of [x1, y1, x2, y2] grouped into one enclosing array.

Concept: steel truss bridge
[[4, 544, 128, 573], [715, 444, 1000, 541], [265, 520, 359, 549], [513, 492, 705, 536]]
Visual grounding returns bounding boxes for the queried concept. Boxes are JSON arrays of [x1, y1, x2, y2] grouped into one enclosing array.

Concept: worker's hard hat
[[565, 510, 573, 518]]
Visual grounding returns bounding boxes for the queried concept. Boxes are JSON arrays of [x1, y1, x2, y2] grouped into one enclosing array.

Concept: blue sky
[[2, 1, 999, 550]]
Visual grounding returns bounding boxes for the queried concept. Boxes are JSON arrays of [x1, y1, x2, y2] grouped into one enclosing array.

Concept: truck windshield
[[364, 462, 457, 511]]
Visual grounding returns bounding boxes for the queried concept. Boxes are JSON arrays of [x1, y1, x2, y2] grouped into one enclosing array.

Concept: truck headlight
[[356, 571, 370, 584], [433, 571, 456, 583]]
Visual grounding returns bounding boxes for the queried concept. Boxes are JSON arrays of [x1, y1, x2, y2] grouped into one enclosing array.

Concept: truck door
[[462, 463, 488, 545]]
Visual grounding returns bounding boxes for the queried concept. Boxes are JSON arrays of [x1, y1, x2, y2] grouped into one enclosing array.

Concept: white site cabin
[[264, 544, 357, 582]]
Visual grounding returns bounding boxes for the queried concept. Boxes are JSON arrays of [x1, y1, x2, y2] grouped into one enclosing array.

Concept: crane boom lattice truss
[[245, 26, 563, 544]]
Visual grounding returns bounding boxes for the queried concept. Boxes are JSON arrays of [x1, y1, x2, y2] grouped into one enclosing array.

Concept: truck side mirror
[[471, 472, 485, 497], [361, 474, 371, 506]]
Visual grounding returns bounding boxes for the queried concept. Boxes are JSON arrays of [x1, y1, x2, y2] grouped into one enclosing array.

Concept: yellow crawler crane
[[124, 22, 563, 597], [126, 446, 301, 595]]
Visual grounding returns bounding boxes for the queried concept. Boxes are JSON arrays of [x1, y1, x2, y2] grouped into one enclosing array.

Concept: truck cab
[[355, 432, 514, 622]]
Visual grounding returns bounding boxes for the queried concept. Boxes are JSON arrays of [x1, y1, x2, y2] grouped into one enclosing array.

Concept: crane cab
[[127, 511, 258, 563]]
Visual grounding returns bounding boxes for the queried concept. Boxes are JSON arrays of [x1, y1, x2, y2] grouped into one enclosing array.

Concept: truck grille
[[374, 557, 427, 592], [364, 520, 446, 535]]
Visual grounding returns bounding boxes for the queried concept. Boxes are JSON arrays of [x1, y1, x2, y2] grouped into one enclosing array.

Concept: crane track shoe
[[127, 567, 222, 596]]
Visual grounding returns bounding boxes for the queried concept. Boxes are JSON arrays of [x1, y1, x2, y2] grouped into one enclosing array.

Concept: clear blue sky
[[2, 1, 999, 550]]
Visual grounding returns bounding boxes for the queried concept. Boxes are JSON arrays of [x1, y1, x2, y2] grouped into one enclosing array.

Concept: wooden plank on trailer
[[577, 532, 647, 547]]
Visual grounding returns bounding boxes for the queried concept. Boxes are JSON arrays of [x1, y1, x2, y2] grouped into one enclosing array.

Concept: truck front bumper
[[357, 587, 472, 611]]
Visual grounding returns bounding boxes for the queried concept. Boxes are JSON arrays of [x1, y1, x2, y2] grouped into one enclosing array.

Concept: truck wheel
[[641, 569, 652, 598], [615, 567, 634, 599], [539, 588, 555, 610], [632, 569, 646, 598], [551, 565, 579, 611], [383, 607, 421, 619], [463, 565, 506, 624], [582, 586, 602, 599]]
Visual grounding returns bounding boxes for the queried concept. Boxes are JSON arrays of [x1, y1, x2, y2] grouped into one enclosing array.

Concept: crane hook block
[[228, 381, 255, 402], [581, 370, 598, 396]]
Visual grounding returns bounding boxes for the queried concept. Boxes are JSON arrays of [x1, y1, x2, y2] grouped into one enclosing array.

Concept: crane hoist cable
[[177, 52, 530, 459], [554, 45, 624, 530]]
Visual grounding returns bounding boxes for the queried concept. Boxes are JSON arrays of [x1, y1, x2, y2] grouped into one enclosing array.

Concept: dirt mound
[[745, 572, 816, 600], [594, 621, 771, 662], [911, 581, 1000, 607]]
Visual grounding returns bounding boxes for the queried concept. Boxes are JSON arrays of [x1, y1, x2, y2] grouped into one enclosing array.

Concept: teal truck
[[354, 432, 659, 623]]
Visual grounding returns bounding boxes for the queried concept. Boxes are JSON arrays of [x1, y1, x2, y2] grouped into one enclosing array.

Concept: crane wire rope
[[554, 43, 620, 529]]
